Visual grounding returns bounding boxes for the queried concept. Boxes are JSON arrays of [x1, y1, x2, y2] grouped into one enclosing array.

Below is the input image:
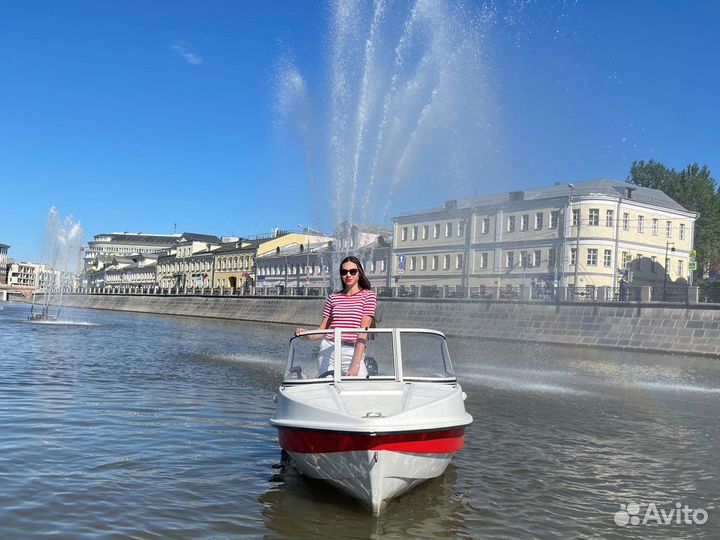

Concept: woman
[[295, 256, 376, 377]]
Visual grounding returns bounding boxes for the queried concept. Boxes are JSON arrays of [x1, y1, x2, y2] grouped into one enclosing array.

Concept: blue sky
[[1, 0, 718, 263]]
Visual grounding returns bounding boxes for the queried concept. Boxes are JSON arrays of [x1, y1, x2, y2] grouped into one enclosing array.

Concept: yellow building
[[211, 240, 257, 291], [256, 231, 334, 257], [392, 179, 697, 291]]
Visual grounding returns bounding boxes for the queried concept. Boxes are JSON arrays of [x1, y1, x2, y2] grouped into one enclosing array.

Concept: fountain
[[275, 0, 498, 267], [28, 207, 84, 321]]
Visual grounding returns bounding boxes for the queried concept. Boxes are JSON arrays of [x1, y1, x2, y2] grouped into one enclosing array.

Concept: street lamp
[[569, 184, 581, 289], [298, 224, 322, 290], [663, 241, 675, 301]]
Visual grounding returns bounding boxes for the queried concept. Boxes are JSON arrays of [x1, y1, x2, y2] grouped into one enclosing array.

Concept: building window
[[457, 221, 465, 237], [589, 208, 599, 226], [506, 252, 514, 268], [604, 249, 612, 267], [651, 256, 658, 273], [535, 212, 543, 230], [678, 259, 683, 277], [550, 211, 559, 229], [570, 248, 577, 266], [679, 224, 686, 240], [638, 215, 644, 233], [587, 249, 598, 266], [412, 226, 418, 240], [381, 258, 386, 272], [481, 217, 490, 234], [420, 256, 427, 270], [623, 213, 630, 230], [572, 209, 580, 227], [521, 214, 529, 231], [433, 224, 440, 239], [521, 251, 529, 268], [445, 222, 452, 237], [479, 253, 488, 269], [622, 251, 630, 268], [652, 218, 659, 236], [533, 250, 541, 267], [606, 209, 614, 227], [443, 255, 450, 270], [409, 257, 416, 271], [432, 255, 438, 270], [422, 225, 428, 240], [370, 260, 376, 273], [636, 254, 642, 271], [401, 227, 408, 241], [548, 248, 556, 269], [507, 216, 516, 232], [455, 254, 463, 270], [666, 221, 672, 238]]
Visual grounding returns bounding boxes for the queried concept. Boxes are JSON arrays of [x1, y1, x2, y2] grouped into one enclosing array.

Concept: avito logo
[[614, 502, 708, 527]]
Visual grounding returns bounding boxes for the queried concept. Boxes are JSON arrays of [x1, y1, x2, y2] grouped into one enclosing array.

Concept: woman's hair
[[339, 256, 373, 291], [339, 255, 376, 331]]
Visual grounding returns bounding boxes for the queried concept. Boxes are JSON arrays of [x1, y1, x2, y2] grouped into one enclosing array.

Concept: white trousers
[[317, 338, 367, 377]]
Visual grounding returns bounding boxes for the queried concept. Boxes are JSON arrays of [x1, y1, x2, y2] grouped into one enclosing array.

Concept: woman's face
[[340, 262, 360, 289]]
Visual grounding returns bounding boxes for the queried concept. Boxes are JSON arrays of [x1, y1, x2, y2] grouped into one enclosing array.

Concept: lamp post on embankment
[[570, 184, 581, 289], [663, 241, 675, 301], [298, 224, 322, 291]]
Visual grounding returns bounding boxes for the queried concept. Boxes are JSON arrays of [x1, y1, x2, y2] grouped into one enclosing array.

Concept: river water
[[1, 302, 718, 539]]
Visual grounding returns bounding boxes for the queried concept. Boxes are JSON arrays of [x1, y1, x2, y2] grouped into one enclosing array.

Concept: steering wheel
[[317, 370, 334, 378]]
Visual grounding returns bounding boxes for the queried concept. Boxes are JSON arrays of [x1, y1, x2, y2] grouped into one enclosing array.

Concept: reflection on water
[[1, 302, 718, 539]]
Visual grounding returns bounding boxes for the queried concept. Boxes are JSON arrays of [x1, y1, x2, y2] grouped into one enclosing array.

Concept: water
[[1, 301, 719, 539]]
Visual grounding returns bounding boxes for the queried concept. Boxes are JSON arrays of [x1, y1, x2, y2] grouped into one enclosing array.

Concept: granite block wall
[[58, 294, 720, 357]]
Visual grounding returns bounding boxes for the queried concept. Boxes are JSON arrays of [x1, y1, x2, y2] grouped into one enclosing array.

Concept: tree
[[628, 160, 720, 280]]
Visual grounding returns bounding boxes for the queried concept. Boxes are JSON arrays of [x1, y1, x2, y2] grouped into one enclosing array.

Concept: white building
[[392, 179, 697, 291], [84, 232, 181, 274]]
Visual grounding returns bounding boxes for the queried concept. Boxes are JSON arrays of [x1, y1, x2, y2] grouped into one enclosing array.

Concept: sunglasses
[[340, 268, 359, 276]]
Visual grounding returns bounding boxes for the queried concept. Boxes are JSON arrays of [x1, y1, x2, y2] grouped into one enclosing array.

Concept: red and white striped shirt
[[323, 289, 377, 342]]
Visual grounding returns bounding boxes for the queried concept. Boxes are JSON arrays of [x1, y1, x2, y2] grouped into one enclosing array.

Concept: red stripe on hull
[[278, 427, 465, 454]]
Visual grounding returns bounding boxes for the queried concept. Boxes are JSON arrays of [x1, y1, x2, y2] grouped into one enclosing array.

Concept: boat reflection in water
[[261, 460, 466, 537], [271, 328, 473, 515]]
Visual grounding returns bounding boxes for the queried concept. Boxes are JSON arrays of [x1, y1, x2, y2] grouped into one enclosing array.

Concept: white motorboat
[[271, 327, 472, 515]]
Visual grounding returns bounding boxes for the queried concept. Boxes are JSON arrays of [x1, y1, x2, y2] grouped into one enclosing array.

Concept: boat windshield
[[399, 330, 455, 380], [285, 329, 395, 382], [283, 329, 455, 383]]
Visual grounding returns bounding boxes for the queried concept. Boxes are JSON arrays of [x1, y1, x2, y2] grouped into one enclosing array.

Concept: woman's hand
[[295, 327, 308, 339], [346, 364, 360, 376]]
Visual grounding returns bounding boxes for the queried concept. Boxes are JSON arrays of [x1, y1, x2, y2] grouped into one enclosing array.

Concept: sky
[[1, 0, 718, 263]]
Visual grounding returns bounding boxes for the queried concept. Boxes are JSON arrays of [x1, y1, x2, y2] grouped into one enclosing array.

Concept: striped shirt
[[323, 289, 377, 342]]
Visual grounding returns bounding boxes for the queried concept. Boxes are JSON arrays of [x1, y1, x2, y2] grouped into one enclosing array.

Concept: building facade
[[155, 233, 222, 289], [93, 254, 160, 288], [6, 262, 57, 289], [255, 225, 392, 292], [210, 240, 257, 291], [84, 232, 181, 274], [256, 241, 335, 292], [392, 179, 697, 291], [333, 222, 392, 288]]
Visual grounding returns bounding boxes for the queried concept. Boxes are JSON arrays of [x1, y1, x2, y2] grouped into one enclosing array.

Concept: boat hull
[[277, 426, 464, 514]]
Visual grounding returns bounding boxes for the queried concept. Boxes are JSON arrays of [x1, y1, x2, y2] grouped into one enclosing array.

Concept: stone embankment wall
[[58, 293, 720, 357]]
